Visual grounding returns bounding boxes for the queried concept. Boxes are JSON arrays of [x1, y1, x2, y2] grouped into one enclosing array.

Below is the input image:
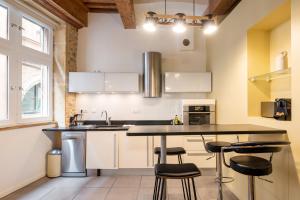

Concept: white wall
[[0, 125, 54, 198], [76, 3, 209, 120]]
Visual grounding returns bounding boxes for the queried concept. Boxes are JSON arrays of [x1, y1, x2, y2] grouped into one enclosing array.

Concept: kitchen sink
[[70, 124, 133, 130]]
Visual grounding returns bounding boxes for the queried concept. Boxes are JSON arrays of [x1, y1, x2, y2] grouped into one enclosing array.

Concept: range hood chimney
[[143, 52, 162, 98]]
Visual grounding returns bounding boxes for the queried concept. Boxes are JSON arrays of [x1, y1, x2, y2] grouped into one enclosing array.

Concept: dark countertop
[[42, 120, 173, 132], [127, 124, 287, 136], [42, 126, 129, 132]]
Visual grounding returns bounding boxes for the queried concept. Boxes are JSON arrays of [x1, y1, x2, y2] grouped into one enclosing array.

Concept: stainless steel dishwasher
[[61, 131, 86, 177]]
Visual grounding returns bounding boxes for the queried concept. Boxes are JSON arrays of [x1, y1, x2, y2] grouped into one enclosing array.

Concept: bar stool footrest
[[215, 176, 235, 184]]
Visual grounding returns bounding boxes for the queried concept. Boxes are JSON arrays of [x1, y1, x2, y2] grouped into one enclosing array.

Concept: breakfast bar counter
[[127, 124, 287, 200], [126, 124, 287, 136]]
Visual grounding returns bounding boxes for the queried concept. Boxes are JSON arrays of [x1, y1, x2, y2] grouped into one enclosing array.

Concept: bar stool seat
[[155, 163, 201, 178], [205, 141, 232, 152], [230, 156, 272, 176], [154, 147, 186, 155], [154, 163, 201, 200]]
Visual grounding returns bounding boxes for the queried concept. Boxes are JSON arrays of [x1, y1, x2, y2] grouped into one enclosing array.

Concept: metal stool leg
[[216, 153, 223, 200], [160, 179, 166, 200], [153, 177, 158, 200], [156, 178, 162, 200], [192, 178, 197, 200], [248, 176, 255, 200]]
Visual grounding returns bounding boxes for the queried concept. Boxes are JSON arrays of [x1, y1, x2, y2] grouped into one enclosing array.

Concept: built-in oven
[[183, 104, 215, 125]]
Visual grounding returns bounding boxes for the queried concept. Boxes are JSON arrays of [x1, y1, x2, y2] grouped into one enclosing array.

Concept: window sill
[[0, 121, 57, 131]]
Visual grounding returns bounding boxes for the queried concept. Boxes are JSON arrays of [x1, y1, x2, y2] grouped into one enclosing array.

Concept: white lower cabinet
[[86, 131, 216, 169], [86, 131, 119, 169], [118, 132, 149, 168]]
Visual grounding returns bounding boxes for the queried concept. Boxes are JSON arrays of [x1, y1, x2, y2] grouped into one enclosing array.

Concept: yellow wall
[[207, 0, 300, 199], [269, 20, 291, 99]]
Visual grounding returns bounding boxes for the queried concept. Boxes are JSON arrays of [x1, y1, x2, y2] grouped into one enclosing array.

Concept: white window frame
[[0, 0, 53, 126]]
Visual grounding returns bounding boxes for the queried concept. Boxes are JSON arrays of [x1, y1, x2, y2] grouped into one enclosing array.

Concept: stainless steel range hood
[[143, 52, 162, 98]]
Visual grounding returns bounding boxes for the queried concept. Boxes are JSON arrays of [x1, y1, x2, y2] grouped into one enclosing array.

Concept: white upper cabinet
[[69, 72, 104, 92], [69, 72, 139, 93], [165, 72, 212, 93], [105, 73, 139, 92]]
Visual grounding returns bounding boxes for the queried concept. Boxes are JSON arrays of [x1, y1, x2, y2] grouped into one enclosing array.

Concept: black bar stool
[[201, 136, 233, 200], [154, 147, 186, 164], [154, 163, 201, 200], [221, 141, 290, 200], [154, 147, 187, 199]]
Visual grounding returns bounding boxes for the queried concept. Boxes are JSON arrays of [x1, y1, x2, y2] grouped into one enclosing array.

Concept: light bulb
[[172, 22, 186, 33], [143, 21, 156, 32], [203, 21, 218, 35]]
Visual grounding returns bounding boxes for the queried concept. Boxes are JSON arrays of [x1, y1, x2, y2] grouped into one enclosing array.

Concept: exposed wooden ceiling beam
[[114, 0, 136, 29], [205, 0, 241, 16], [83, 0, 114, 3], [84, 2, 118, 13], [33, 0, 88, 28]]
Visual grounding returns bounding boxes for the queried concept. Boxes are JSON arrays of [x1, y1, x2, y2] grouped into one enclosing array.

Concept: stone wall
[[53, 24, 78, 127]]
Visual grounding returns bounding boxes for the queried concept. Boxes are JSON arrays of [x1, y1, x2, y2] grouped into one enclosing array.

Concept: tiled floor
[[1, 175, 238, 200]]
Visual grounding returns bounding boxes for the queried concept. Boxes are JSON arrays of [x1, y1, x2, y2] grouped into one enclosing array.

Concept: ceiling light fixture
[[203, 19, 218, 35], [143, 0, 218, 35], [143, 11, 157, 32], [172, 13, 187, 33]]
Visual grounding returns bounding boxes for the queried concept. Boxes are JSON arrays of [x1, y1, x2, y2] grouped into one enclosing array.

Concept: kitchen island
[[127, 124, 287, 200]]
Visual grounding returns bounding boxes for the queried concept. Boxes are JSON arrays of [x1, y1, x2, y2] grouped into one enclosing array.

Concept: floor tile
[[73, 188, 109, 200], [85, 176, 116, 188], [112, 176, 141, 188], [140, 176, 155, 188], [1, 187, 53, 200], [39, 187, 81, 200], [1, 175, 238, 200], [137, 187, 153, 200], [105, 188, 139, 200]]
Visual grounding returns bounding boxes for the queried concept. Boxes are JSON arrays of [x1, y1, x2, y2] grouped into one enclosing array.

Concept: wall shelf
[[248, 68, 291, 82]]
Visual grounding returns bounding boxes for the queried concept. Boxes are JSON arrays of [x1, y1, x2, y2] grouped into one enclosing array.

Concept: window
[[22, 63, 48, 118], [0, 53, 8, 121], [22, 17, 49, 53], [0, 2, 53, 125], [0, 5, 8, 39]]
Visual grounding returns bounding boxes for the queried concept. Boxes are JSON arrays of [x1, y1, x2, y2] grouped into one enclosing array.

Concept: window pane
[[22, 63, 48, 118], [0, 53, 8, 121], [22, 17, 49, 53], [0, 5, 8, 39]]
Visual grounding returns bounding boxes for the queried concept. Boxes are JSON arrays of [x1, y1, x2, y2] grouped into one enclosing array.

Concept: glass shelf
[[248, 68, 291, 82]]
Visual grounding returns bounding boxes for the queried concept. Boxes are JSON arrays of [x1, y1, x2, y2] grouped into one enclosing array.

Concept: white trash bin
[[47, 149, 62, 178]]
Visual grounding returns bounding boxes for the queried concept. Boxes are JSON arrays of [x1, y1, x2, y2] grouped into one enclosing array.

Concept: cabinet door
[[86, 131, 118, 169], [165, 72, 211, 92], [69, 72, 105, 93], [105, 73, 139, 92], [118, 132, 148, 168]]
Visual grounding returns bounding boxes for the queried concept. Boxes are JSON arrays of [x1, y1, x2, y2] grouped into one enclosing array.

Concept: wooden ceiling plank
[[33, 0, 88, 28], [84, 2, 117, 9], [114, 0, 136, 29], [89, 8, 118, 13], [83, 0, 114, 3], [205, 0, 241, 15]]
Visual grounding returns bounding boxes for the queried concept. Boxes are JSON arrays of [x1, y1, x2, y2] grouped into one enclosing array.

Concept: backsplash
[[76, 93, 207, 120]]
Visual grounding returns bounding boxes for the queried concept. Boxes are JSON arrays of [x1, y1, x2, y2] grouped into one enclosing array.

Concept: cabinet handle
[[187, 153, 212, 156], [187, 139, 214, 142], [114, 134, 117, 168], [187, 139, 203, 142], [147, 137, 149, 167]]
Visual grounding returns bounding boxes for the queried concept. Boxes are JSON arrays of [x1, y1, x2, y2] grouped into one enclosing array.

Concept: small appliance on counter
[[261, 98, 291, 121]]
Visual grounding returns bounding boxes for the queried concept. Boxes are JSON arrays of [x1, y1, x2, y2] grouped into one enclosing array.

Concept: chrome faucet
[[101, 110, 111, 125]]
